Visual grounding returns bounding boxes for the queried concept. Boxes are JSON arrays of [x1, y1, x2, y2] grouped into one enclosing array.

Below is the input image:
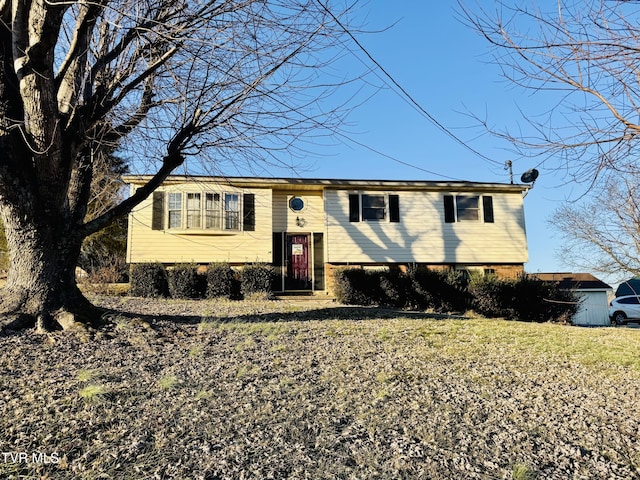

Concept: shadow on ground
[[102, 302, 466, 328]]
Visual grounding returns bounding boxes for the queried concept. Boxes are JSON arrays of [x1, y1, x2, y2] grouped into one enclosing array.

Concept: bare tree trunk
[[0, 204, 99, 332], [0, 0, 362, 336]]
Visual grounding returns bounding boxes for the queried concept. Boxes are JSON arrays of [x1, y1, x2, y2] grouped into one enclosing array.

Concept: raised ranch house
[[124, 176, 531, 294]]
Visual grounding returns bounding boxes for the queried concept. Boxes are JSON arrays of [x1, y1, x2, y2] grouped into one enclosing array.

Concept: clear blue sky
[[323, 2, 576, 279], [228, 2, 590, 280]]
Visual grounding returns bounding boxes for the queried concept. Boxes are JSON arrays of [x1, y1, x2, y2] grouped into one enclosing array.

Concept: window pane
[[168, 193, 182, 210], [226, 212, 239, 230], [187, 211, 201, 229], [362, 194, 386, 220], [205, 193, 221, 229], [186, 193, 201, 228], [187, 193, 200, 210], [169, 211, 182, 229], [225, 193, 239, 211], [205, 193, 220, 210], [456, 195, 479, 221], [620, 297, 640, 305], [168, 193, 182, 229], [225, 193, 240, 230], [206, 212, 221, 229], [363, 195, 385, 208]]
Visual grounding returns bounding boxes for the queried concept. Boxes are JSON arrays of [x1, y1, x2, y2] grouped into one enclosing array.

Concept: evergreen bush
[[129, 263, 168, 298], [469, 274, 513, 318], [378, 269, 410, 308], [168, 263, 203, 299], [469, 274, 578, 323], [406, 265, 446, 311], [440, 269, 471, 313], [333, 268, 380, 305], [333, 264, 577, 323], [511, 276, 578, 323], [206, 263, 237, 299], [240, 263, 276, 298]]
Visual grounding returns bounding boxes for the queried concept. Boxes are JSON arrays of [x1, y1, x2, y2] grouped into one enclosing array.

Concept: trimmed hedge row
[[130, 262, 274, 300], [334, 266, 578, 323]]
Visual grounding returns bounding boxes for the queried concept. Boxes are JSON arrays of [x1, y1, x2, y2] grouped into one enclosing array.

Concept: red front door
[[286, 234, 311, 290]]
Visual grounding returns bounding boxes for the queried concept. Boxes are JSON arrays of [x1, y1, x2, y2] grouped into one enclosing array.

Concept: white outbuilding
[[533, 273, 613, 326]]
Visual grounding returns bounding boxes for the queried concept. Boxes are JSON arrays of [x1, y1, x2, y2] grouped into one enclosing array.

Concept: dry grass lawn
[[1, 295, 639, 479]]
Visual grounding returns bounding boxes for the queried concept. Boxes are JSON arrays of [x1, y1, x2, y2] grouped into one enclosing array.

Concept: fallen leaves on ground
[[0, 295, 639, 479]]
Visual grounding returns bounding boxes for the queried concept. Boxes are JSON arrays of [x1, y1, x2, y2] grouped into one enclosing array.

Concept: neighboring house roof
[[123, 174, 530, 194], [532, 273, 612, 291]]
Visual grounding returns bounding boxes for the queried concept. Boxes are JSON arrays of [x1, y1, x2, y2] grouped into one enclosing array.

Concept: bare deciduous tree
[[551, 174, 640, 280], [0, 0, 363, 331], [461, 0, 640, 184], [461, 1, 640, 278]]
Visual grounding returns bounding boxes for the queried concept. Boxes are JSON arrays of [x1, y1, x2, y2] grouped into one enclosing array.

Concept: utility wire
[[335, 131, 464, 181], [316, 0, 505, 168]]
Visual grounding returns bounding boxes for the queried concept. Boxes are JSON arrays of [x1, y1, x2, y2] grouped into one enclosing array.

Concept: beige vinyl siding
[[272, 190, 324, 232], [325, 189, 527, 264], [127, 184, 272, 264]]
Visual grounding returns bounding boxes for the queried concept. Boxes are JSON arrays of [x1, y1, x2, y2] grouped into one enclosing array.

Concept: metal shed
[[533, 273, 613, 326]]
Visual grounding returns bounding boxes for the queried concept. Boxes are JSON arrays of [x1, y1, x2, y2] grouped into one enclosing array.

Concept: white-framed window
[[168, 193, 182, 229], [205, 193, 221, 229], [224, 193, 240, 231], [362, 194, 386, 220], [348, 193, 400, 223], [289, 196, 305, 212], [160, 191, 252, 232], [444, 194, 494, 223], [456, 195, 479, 221], [186, 193, 201, 229]]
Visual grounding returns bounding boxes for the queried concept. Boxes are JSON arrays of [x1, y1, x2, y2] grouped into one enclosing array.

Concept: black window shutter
[[483, 196, 494, 223], [349, 194, 360, 222], [152, 192, 164, 230], [444, 195, 455, 223], [313, 233, 325, 291], [389, 194, 400, 222], [243, 193, 255, 231], [272, 232, 284, 266], [272, 232, 284, 292]]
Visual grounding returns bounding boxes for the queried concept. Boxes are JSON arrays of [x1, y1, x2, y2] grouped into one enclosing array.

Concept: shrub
[[407, 265, 440, 310], [470, 274, 578, 323], [511, 276, 578, 323], [407, 265, 470, 312], [240, 263, 276, 298], [333, 268, 380, 305], [440, 269, 471, 313], [469, 274, 513, 318], [129, 263, 168, 298], [168, 263, 203, 299], [83, 254, 129, 285], [206, 263, 238, 299], [333, 264, 577, 323], [378, 269, 410, 308]]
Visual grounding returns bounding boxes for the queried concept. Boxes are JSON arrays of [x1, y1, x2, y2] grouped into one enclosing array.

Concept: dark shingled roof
[[531, 273, 612, 291]]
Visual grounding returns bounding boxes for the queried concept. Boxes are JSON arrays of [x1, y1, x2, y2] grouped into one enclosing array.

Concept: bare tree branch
[[0, 0, 369, 321], [460, 0, 640, 183]]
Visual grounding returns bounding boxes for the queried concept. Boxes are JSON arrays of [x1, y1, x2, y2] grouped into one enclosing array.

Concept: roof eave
[[121, 174, 531, 193]]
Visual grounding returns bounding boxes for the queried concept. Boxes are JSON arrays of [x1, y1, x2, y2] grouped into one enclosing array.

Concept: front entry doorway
[[285, 234, 311, 290]]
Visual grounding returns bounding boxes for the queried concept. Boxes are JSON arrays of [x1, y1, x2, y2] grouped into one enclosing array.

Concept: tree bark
[[0, 0, 358, 335], [0, 204, 101, 333]]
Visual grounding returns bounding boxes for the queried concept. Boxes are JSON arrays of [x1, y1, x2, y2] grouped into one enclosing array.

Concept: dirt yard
[[1, 295, 639, 479]]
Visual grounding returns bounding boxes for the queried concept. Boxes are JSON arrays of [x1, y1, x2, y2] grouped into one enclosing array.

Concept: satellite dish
[[520, 168, 539, 184]]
